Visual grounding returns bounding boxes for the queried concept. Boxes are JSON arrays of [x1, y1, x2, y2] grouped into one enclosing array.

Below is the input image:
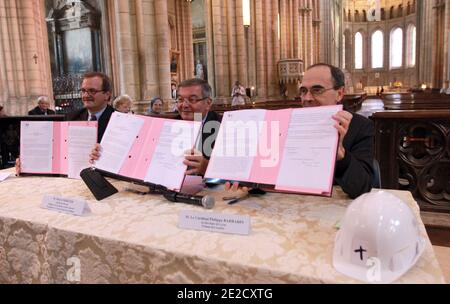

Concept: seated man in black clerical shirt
[[228, 63, 375, 199]]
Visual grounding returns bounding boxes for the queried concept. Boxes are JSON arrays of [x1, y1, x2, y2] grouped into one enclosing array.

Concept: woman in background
[[147, 97, 163, 115], [113, 95, 133, 113]]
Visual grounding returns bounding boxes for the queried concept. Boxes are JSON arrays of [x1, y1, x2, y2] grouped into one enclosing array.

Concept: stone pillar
[[135, 0, 159, 103], [418, 0, 434, 87], [113, 0, 141, 99], [255, 0, 266, 98], [0, 0, 52, 115], [235, 0, 248, 86], [154, 0, 171, 100], [176, 0, 194, 81]]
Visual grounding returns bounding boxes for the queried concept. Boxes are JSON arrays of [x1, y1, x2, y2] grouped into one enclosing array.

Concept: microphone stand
[[80, 167, 214, 208]]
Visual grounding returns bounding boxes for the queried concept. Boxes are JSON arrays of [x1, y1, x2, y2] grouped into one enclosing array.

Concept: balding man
[[28, 96, 56, 115]]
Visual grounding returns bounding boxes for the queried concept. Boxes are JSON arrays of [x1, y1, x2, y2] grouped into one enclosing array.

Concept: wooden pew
[[381, 92, 450, 110], [210, 93, 367, 114]]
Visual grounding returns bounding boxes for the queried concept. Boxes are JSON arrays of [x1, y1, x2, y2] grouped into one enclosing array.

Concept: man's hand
[[183, 149, 208, 176], [332, 110, 353, 161], [224, 181, 250, 193], [89, 143, 102, 164], [15, 158, 21, 175]]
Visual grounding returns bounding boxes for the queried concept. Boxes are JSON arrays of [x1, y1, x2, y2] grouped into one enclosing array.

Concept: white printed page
[[144, 120, 200, 190], [275, 105, 340, 192], [95, 112, 145, 173], [205, 109, 266, 181], [67, 125, 98, 179], [20, 121, 54, 173]]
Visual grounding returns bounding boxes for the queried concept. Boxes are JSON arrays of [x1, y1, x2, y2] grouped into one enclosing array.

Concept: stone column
[[235, 0, 248, 86], [417, 0, 434, 87], [154, 0, 171, 100], [176, 0, 194, 81], [0, 0, 52, 115], [135, 0, 158, 104], [113, 0, 141, 99], [255, 0, 266, 97]]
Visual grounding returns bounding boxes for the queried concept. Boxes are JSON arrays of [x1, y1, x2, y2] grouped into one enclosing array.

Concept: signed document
[[20, 121, 97, 178], [205, 105, 341, 196]]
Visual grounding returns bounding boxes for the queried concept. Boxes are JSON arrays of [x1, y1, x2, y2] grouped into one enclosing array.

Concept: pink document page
[[247, 109, 292, 184], [205, 109, 267, 181], [118, 116, 164, 180], [20, 121, 97, 175], [274, 105, 341, 196], [205, 105, 341, 196], [98, 113, 201, 191]]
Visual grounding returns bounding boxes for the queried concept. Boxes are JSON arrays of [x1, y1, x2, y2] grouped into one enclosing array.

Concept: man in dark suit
[[298, 63, 374, 198], [66, 72, 114, 142], [228, 63, 375, 199], [28, 96, 56, 115], [175, 78, 221, 176], [90, 78, 221, 177], [15, 72, 115, 174]]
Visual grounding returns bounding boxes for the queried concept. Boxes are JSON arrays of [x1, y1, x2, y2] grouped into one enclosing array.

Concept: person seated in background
[[28, 96, 56, 115], [147, 97, 163, 116], [0, 105, 7, 117], [113, 94, 133, 113], [91, 78, 221, 177], [227, 63, 375, 199]]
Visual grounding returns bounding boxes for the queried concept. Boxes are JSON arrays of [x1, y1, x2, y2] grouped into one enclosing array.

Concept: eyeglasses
[[299, 86, 336, 97], [176, 96, 208, 105], [80, 88, 105, 96]]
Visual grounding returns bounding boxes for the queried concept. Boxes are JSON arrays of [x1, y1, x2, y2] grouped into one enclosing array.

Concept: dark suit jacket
[[28, 107, 56, 115], [175, 111, 222, 159], [334, 113, 375, 198], [65, 105, 115, 142]]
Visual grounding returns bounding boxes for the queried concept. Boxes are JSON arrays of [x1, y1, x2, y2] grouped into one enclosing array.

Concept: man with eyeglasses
[[176, 78, 221, 176], [16, 72, 115, 174], [89, 78, 221, 177], [66, 72, 115, 142], [298, 63, 375, 198], [227, 63, 375, 199]]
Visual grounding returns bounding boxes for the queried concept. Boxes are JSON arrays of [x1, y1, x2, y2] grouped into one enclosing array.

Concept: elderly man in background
[[28, 96, 56, 115]]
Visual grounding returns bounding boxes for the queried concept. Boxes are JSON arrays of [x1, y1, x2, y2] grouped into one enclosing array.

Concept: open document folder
[[20, 121, 97, 179], [93, 112, 201, 192], [204, 105, 342, 196]]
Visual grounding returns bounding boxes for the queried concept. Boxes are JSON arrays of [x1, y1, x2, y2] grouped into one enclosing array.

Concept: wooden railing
[[381, 92, 450, 110], [370, 109, 450, 213]]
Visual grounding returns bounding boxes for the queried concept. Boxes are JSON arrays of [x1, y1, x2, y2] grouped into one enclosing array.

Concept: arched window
[[406, 24, 416, 67], [371, 30, 384, 68], [355, 32, 363, 69], [390, 27, 403, 68]]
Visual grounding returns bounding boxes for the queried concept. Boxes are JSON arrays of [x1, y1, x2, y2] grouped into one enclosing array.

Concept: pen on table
[[227, 194, 250, 205]]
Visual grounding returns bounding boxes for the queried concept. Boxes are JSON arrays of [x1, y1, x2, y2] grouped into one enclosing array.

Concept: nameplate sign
[[41, 195, 91, 216], [179, 210, 251, 235]]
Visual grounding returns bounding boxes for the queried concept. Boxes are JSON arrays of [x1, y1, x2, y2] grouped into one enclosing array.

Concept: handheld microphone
[[163, 191, 215, 209]]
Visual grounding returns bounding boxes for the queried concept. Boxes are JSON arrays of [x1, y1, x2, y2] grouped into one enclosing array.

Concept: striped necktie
[[89, 115, 97, 121]]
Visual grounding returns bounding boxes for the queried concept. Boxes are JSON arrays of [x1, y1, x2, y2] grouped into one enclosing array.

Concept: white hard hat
[[333, 191, 425, 284]]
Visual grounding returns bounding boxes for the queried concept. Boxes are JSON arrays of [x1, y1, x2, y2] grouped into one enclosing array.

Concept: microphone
[[163, 191, 215, 209]]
